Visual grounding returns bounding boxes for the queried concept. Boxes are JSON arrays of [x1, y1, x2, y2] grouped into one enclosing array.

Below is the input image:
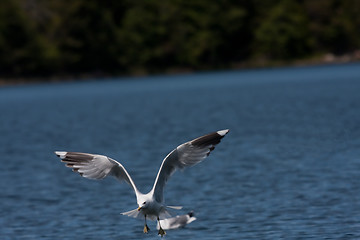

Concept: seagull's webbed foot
[[143, 224, 150, 233], [157, 217, 166, 237], [158, 227, 166, 237], [143, 214, 150, 234]]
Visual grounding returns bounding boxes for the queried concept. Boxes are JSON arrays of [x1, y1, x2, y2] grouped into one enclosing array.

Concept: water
[[1, 63, 360, 239]]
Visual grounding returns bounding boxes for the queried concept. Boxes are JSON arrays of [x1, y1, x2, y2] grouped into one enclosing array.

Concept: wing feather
[[151, 129, 229, 203], [55, 151, 139, 195]]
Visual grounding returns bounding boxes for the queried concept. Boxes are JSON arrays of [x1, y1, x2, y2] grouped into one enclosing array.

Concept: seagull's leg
[[157, 216, 166, 237], [143, 215, 150, 233]]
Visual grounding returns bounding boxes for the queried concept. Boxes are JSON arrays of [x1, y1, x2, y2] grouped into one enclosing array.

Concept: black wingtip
[[191, 129, 229, 147]]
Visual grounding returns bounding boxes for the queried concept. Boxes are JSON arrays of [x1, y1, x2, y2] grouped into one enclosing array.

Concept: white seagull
[[55, 129, 229, 236], [157, 211, 197, 230]]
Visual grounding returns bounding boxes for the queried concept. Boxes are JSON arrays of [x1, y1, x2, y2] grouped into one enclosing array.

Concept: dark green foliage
[[0, 0, 42, 76], [0, 0, 359, 79], [254, 0, 312, 59], [305, 0, 360, 54]]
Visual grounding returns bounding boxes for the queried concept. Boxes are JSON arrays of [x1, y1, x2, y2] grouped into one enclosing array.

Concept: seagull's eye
[[143, 201, 146, 205]]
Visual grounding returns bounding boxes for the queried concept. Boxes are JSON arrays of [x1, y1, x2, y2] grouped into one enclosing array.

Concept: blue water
[[1, 63, 360, 239]]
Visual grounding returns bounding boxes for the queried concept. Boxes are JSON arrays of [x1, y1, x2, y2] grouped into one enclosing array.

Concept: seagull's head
[[137, 201, 148, 211]]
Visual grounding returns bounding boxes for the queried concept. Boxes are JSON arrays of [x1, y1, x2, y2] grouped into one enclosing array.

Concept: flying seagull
[[157, 211, 197, 230], [55, 129, 229, 237]]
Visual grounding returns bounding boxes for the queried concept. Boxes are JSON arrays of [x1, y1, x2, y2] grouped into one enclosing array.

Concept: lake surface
[[1, 63, 360, 239]]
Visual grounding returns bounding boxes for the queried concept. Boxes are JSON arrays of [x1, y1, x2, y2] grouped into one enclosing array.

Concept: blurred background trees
[[0, 0, 359, 80]]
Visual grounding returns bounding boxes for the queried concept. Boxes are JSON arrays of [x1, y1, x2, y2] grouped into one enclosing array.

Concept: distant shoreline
[[1, 52, 359, 87]]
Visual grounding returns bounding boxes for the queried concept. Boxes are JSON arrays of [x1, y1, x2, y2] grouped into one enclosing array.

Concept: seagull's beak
[[137, 206, 142, 211]]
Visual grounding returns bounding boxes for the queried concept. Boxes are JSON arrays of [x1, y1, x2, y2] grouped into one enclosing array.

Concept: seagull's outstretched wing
[[151, 129, 229, 203], [55, 151, 139, 194]]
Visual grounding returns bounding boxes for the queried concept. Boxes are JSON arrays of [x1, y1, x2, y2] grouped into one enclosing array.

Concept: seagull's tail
[[121, 206, 183, 220], [159, 205, 182, 219], [120, 208, 143, 219], [166, 205, 183, 210]]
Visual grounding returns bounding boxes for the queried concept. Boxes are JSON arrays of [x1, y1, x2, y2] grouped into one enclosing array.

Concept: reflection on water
[[1, 63, 360, 239]]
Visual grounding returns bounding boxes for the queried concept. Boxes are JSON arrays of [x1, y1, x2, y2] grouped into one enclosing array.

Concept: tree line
[[1, 0, 359, 80]]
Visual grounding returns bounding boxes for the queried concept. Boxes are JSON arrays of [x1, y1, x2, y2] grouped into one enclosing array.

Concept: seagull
[[157, 211, 197, 230], [55, 129, 229, 236]]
